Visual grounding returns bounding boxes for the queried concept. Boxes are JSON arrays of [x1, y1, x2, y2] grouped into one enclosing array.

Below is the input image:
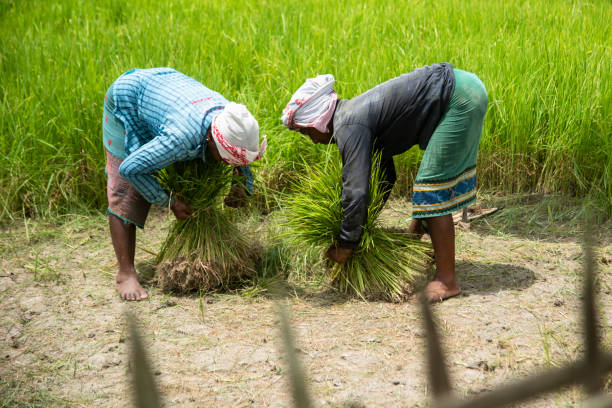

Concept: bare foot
[[116, 275, 149, 301], [422, 280, 461, 302]]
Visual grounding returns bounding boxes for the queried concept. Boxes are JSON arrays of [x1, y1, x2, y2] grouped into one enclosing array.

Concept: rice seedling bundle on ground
[[155, 157, 260, 293], [283, 151, 432, 302]]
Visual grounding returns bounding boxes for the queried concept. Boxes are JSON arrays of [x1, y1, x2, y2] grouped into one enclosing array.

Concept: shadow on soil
[[456, 260, 536, 296], [234, 260, 537, 306], [143, 258, 538, 306]]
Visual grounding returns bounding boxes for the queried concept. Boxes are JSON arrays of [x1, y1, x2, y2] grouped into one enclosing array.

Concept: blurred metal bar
[[126, 312, 162, 408], [421, 294, 453, 399], [278, 303, 313, 408], [437, 354, 612, 408], [582, 227, 603, 394]]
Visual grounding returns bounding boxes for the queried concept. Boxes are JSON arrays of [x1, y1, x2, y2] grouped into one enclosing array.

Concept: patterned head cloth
[[280, 74, 338, 133], [210, 102, 267, 165]]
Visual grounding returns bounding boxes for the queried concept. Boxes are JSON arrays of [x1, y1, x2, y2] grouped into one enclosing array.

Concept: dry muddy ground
[[1, 195, 611, 407]]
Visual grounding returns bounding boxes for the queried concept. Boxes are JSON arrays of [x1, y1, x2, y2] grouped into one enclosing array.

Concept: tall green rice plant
[[155, 156, 259, 293], [1, 0, 610, 221], [283, 150, 431, 302]]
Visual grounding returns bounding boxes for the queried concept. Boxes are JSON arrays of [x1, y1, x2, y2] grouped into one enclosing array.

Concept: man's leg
[[109, 213, 148, 301], [423, 214, 461, 301], [407, 218, 425, 240]]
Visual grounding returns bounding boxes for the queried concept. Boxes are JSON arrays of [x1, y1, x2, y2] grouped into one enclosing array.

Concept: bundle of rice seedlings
[[155, 157, 259, 293], [282, 151, 432, 302]]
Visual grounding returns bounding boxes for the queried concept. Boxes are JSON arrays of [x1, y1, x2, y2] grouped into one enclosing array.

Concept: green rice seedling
[[282, 150, 432, 302], [155, 156, 260, 293]]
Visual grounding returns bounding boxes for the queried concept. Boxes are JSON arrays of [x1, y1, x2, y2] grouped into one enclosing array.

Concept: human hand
[[171, 197, 192, 219], [325, 245, 353, 264]]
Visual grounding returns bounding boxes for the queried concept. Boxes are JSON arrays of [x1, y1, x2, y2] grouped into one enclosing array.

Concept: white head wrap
[[280, 74, 337, 133], [210, 102, 267, 165]]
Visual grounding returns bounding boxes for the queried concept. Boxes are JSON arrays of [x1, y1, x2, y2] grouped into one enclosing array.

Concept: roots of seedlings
[[156, 243, 261, 294]]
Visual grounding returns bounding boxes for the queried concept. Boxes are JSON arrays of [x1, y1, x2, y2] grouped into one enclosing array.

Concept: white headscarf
[[281, 74, 337, 132], [210, 102, 267, 165]]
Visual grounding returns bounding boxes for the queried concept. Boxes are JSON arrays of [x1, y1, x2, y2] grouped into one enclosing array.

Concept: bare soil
[[1, 196, 611, 407]]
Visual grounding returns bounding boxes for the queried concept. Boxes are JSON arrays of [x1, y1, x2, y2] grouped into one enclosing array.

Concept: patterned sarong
[[412, 69, 488, 218], [103, 84, 151, 228]]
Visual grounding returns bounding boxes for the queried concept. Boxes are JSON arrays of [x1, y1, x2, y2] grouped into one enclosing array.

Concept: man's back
[[111, 67, 228, 155]]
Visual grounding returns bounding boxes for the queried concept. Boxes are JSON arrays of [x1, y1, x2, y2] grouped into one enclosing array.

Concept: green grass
[[472, 193, 611, 241], [0, 0, 610, 221], [0, 379, 69, 408]]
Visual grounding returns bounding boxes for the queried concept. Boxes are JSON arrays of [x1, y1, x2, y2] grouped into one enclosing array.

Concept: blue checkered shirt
[[111, 67, 252, 206]]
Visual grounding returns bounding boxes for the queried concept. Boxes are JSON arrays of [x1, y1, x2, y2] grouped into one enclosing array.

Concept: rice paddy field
[[1, 0, 611, 219], [1, 0, 611, 406]]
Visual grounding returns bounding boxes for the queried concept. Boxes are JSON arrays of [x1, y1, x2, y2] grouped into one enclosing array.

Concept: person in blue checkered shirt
[[103, 68, 266, 301]]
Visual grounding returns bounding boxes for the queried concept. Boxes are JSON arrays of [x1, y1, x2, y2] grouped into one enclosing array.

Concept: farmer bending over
[[281, 63, 487, 302], [103, 68, 266, 301]]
